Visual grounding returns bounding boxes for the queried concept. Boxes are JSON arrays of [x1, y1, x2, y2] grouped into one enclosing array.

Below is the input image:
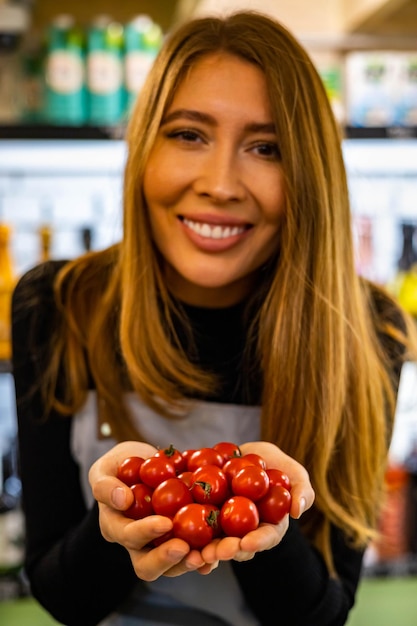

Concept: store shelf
[[345, 126, 417, 140], [2, 124, 417, 142], [0, 124, 126, 141], [0, 138, 126, 175]]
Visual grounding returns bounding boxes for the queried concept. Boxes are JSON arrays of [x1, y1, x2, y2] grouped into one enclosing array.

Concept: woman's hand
[[88, 441, 219, 580], [201, 441, 315, 565]]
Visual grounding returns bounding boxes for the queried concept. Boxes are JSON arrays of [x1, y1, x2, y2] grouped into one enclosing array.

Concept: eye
[[165, 128, 203, 143], [253, 142, 281, 160]]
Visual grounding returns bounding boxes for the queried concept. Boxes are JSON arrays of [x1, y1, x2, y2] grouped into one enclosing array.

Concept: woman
[[12, 11, 416, 626]]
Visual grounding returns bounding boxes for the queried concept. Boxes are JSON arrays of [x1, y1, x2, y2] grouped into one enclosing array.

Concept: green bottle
[[123, 15, 163, 117], [44, 15, 87, 125], [86, 16, 125, 126]]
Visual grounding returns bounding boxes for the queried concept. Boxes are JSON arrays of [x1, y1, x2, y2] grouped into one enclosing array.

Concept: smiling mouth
[[180, 217, 251, 239]]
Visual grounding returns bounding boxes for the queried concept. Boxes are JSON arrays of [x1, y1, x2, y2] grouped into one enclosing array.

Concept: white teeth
[[200, 223, 212, 237], [183, 218, 245, 239]]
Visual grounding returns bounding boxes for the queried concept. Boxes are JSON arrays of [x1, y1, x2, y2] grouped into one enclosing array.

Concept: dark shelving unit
[[1, 124, 417, 142], [0, 124, 126, 141], [345, 126, 417, 140]]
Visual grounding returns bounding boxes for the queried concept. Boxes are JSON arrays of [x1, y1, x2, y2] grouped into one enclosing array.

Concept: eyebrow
[[161, 109, 276, 134]]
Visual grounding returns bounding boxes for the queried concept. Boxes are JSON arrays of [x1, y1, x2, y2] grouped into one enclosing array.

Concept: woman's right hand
[[88, 441, 219, 580]]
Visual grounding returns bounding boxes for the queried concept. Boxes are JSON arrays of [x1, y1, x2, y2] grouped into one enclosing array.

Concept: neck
[[165, 269, 260, 308]]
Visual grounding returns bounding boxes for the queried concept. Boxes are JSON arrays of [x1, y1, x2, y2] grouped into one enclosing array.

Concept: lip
[[178, 214, 252, 252]]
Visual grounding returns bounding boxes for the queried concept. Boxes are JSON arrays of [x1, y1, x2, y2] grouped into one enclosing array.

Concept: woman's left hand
[[201, 441, 314, 565]]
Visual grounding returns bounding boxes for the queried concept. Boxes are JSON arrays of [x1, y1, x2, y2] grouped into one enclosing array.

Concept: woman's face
[[143, 52, 286, 307]]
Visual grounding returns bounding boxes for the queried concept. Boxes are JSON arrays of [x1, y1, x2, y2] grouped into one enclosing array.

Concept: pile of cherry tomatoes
[[117, 442, 292, 549]]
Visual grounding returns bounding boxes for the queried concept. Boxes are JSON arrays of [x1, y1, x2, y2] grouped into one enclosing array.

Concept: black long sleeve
[[12, 262, 140, 626], [232, 520, 363, 626]]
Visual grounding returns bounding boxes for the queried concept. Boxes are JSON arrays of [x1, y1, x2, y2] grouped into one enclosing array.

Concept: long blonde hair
[[47, 12, 415, 572]]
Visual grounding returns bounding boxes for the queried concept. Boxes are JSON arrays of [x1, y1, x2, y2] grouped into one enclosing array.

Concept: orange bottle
[[39, 224, 53, 262], [0, 224, 15, 361]]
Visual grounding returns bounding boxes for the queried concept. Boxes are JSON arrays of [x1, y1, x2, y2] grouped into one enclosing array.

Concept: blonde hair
[[47, 12, 415, 572]]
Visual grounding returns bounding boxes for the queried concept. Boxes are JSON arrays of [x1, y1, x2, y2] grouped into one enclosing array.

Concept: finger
[[100, 509, 173, 550], [131, 537, 192, 581], [98, 504, 133, 543], [202, 536, 241, 562], [201, 517, 289, 563], [290, 479, 315, 519], [196, 561, 220, 575], [201, 534, 258, 563], [239, 517, 289, 553], [93, 477, 134, 511], [199, 538, 222, 563], [162, 549, 209, 577]]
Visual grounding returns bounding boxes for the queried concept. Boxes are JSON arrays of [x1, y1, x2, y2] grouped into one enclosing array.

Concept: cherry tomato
[[213, 441, 242, 463], [151, 477, 193, 517], [256, 484, 292, 524], [177, 471, 194, 489], [187, 448, 224, 472], [139, 456, 176, 488], [154, 444, 187, 474], [231, 465, 269, 502], [266, 468, 292, 491], [181, 449, 197, 466], [222, 456, 257, 484], [220, 496, 259, 537], [242, 453, 267, 470], [124, 483, 154, 520], [173, 503, 220, 549], [191, 465, 230, 505], [116, 456, 145, 487]]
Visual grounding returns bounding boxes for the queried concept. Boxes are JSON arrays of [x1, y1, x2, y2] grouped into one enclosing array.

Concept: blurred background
[[0, 1, 416, 624]]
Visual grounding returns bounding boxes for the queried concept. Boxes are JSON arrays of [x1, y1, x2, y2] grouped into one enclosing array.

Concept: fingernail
[[298, 497, 306, 518], [111, 487, 126, 509]]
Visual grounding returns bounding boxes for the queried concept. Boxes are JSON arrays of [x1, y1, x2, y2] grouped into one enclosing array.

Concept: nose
[[193, 144, 246, 204]]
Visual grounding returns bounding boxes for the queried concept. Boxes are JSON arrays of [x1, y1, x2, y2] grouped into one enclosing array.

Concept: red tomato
[[154, 444, 187, 474], [266, 468, 292, 491], [191, 465, 230, 505], [222, 456, 257, 484], [177, 471, 194, 489], [181, 449, 197, 466], [242, 453, 267, 470], [220, 496, 259, 537], [173, 503, 220, 549], [213, 441, 242, 463], [231, 465, 269, 502], [187, 448, 224, 472], [151, 477, 193, 517], [256, 485, 292, 524], [116, 456, 145, 487], [124, 483, 154, 520], [139, 456, 176, 488]]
